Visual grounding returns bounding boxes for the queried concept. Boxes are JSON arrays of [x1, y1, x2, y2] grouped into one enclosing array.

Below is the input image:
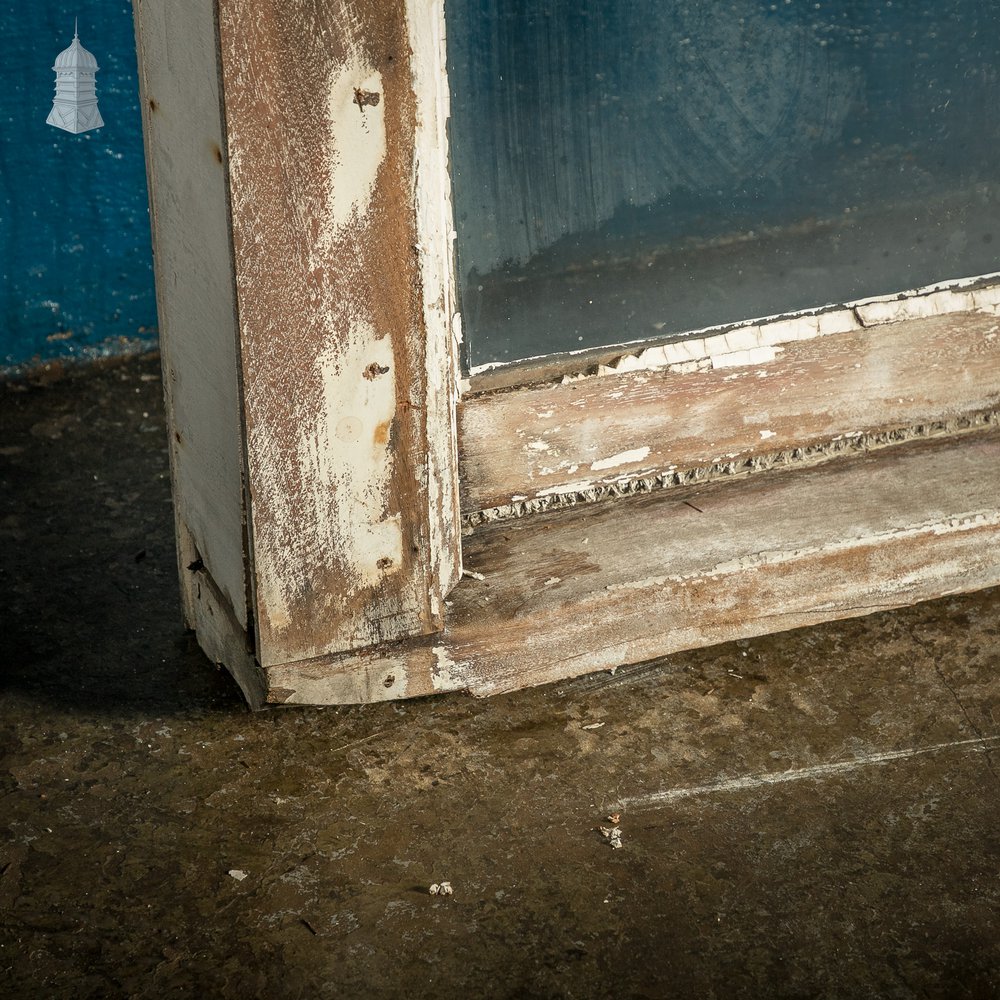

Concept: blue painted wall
[[1, 2, 156, 369]]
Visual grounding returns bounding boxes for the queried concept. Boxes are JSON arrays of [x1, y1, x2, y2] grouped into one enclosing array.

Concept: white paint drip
[[591, 446, 651, 472], [614, 736, 1000, 811]]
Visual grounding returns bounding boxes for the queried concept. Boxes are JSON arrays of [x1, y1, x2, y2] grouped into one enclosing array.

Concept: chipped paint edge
[[465, 272, 1000, 389], [461, 410, 1000, 528], [408, 0, 463, 599]]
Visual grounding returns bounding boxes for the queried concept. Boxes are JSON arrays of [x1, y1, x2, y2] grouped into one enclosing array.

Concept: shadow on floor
[[1, 355, 241, 717]]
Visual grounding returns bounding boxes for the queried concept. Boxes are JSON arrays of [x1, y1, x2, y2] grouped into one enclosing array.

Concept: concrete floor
[[1, 355, 998, 999]]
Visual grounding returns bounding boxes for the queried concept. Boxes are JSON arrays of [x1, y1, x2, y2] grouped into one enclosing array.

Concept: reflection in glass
[[446, 1, 1000, 369]]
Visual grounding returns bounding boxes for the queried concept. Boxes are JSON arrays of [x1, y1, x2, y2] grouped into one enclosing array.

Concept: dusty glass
[[446, 0, 1000, 369]]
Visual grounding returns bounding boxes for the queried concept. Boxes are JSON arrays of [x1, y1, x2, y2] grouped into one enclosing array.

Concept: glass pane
[[446, 0, 1000, 369]]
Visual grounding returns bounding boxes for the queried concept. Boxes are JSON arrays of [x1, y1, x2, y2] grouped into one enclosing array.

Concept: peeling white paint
[[255, 322, 401, 635], [324, 58, 385, 237], [307, 326, 400, 588], [431, 644, 463, 691], [855, 289, 972, 327], [408, 0, 463, 598], [536, 480, 602, 498], [469, 272, 1000, 386], [759, 429, 776, 440], [591, 446, 651, 472]]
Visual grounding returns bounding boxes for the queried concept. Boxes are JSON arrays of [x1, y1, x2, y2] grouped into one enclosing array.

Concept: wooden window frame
[[134, 0, 1000, 708]]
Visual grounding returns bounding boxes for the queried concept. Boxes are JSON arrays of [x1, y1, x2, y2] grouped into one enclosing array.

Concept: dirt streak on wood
[[215, 1, 461, 667], [458, 311, 1000, 516], [133, 0, 249, 630], [263, 430, 1000, 705]]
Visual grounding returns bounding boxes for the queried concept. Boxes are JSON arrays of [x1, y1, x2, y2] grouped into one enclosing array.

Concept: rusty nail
[[354, 88, 381, 113]]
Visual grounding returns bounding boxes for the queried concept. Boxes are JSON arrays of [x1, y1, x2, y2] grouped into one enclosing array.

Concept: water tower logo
[[47, 20, 104, 134]]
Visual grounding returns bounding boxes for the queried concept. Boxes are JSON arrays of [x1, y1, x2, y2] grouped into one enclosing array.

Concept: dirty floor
[[1, 356, 998, 999]]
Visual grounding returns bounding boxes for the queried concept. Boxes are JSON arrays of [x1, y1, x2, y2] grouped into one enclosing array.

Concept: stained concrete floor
[[1, 355, 998, 999]]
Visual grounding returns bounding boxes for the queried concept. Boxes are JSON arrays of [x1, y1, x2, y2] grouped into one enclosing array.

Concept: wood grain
[[458, 311, 1000, 515], [264, 429, 1000, 705], [215, 1, 461, 667]]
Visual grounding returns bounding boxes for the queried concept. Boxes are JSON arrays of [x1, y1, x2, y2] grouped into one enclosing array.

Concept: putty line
[[615, 735, 1000, 811]]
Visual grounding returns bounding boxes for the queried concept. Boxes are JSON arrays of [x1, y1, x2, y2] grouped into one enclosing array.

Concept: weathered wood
[[407, 0, 465, 613], [185, 552, 267, 708], [264, 429, 1000, 705], [459, 310, 1000, 515], [213, 0, 462, 667], [133, 0, 250, 632], [137, 4, 1000, 709]]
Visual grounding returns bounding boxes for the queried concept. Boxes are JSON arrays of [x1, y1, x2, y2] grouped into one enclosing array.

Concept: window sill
[[244, 427, 1000, 706]]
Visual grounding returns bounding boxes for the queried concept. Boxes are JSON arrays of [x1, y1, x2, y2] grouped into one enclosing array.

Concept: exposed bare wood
[[185, 549, 267, 709], [264, 429, 1000, 704], [214, 0, 462, 667], [459, 311, 1000, 516], [132, 0, 250, 633]]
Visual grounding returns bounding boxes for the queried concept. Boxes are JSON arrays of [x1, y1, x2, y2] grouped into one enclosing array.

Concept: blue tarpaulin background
[[1, 2, 155, 368]]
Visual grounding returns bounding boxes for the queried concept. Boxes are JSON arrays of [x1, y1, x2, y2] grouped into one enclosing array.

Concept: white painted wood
[[408, 0, 464, 603], [459, 311, 1000, 516], [134, 2, 1000, 710], [213, 0, 464, 667], [133, 0, 250, 631]]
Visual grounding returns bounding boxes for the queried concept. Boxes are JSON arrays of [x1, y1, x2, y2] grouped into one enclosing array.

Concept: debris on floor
[[597, 815, 624, 850], [429, 881, 453, 896]]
